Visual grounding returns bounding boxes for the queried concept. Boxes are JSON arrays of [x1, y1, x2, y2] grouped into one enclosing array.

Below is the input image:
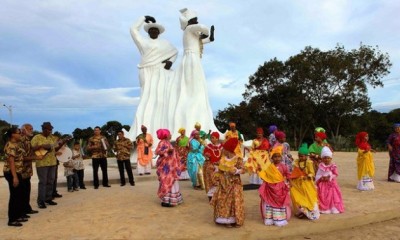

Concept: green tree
[[217, 44, 392, 148]]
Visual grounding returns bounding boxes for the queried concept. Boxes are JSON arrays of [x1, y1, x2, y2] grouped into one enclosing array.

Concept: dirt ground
[[1, 151, 400, 240]]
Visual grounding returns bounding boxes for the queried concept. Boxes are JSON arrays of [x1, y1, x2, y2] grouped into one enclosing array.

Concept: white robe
[[169, 23, 219, 138], [126, 17, 178, 145]]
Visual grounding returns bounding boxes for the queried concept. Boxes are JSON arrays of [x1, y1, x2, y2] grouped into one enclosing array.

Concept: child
[[272, 131, 293, 172], [355, 132, 375, 190], [62, 145, 79, 192], [155, 129, 183, 207], [259, 151, 291, 227], [203, 132, 222, 201], [316, 146, 344, 214], [289, 143, 320, 220], [72, 142, 86, 189], [211, 138, 245, 228], [309, 132, 330, 172], [245, 127, 271, 185]]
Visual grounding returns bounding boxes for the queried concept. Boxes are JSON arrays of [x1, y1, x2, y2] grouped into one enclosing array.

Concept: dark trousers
[[21, 177, 33, 214], [52, 164, 59, 196], [76, 169, 85, 188], [36, 166, 56, 203], [92, 158, 108, 187], [4, 172, 24, 223], [117, 159, 135, 185]]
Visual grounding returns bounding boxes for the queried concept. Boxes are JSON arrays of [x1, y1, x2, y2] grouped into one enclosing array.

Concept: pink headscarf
[[156, 129, 170, 140], [190, 130, 199, 138]]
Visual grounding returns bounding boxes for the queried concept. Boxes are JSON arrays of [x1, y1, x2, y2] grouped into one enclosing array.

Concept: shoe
[[139, 173, 143, 176], [38, 202, 47, 209], [120, 183, 126, 186], [27, 210, 39, 214], [103, 185, 111, 187], [130, 182, 135, 186], [145, 172, 151, 175], [80, 186, 86, 189], [21, 214, 30, 218], [16, 218, 28, 222], [45, 200, 57, 206], [53, 193, 63, 198], [68, 189, 74, 192], [73, 188, 79, 191], [94, 186, 99, 189], [161, 202, 172, 207], [8, 221, 23, 227]]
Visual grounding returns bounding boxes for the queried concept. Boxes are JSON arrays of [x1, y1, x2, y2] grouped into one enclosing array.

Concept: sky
[[0, 0, 399, 134]]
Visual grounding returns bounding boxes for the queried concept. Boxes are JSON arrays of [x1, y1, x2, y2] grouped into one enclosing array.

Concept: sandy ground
[[0, 152, 400, 240]]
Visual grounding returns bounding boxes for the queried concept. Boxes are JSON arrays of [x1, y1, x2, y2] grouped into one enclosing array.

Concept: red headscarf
[[355, 131, 371, 151], [211, 132, 220, 139], [315, 132, 327, 140], [275, 130, 286, 141], [256, 127, 264, 134]]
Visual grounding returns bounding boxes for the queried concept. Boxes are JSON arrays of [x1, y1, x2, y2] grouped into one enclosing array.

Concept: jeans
[[66, 171, 79, 190], [36, 165, 56, 203], [92, 158, 109, 187], [117, 159, 135, 185]]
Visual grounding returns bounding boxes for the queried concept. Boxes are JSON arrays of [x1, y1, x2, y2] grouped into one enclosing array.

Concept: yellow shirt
[[31, 134, 58, 167]]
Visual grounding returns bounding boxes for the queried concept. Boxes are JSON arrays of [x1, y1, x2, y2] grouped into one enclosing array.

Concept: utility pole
[[2, 104, 12, 127]]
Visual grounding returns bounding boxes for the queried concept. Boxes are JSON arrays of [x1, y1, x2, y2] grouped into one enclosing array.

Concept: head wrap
[[274, 131, 286, 141], [156, 129, 170, 140], [321, 146, 333, 158], [144, 23, 165, 34], [229, 122, 236, 128], [315, 132, 327, 140], [355, 131, 371, 151], [211, 132, 220, 139], [190, 130, 199, 138], [298, 143, 309, 155], [315, 127, 326, 133], [270, 145, 283, 158], [394, 123, 400, 128], [256, 127, 264, 134], [199, 130, 207, 138], [178, 128, 185, 134], [269, 125, 278, 134], [223, 138, 238, 153]]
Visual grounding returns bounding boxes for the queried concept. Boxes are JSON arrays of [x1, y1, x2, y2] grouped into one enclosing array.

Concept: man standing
[[86, 126, 110, 189], [20, 123, 40, 215], [136, 125, 153, 175], [31, 122, 62, 208], [114, 130, 135, 186]]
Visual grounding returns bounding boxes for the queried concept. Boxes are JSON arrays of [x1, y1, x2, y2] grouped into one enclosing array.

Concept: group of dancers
[[3, 121, 399, 228], [154, 122, 400, 228]]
